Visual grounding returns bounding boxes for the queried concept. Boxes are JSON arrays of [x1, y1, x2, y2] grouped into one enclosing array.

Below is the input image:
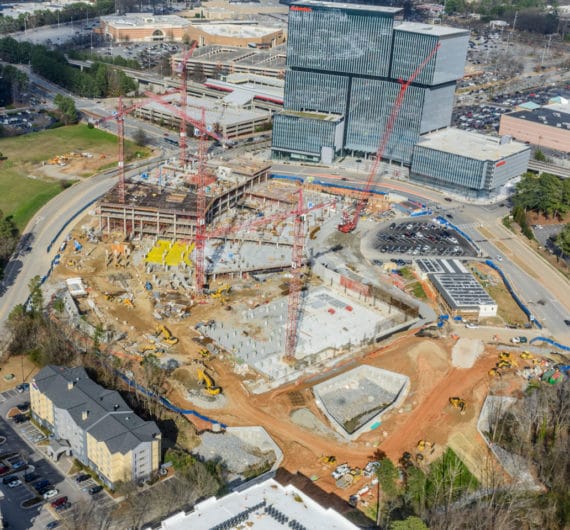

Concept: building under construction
[[97, 161, 271, 238]]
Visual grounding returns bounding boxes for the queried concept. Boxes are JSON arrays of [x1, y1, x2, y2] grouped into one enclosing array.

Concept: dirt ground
[[50, 226, 511, 505], [0, 356, 38, 392], [165, 333, 504, 500]]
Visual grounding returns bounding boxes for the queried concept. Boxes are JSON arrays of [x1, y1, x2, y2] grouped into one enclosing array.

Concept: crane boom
[[338, 42, 441, 233]]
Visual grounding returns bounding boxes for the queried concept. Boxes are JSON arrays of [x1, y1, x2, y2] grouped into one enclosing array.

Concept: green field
[[0, 125, 149, 230]]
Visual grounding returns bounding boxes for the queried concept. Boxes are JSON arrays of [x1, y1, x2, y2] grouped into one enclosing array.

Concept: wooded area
[[0, 37, 136, 98]]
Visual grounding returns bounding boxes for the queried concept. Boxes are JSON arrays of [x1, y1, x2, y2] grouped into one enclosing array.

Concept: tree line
[[0, 64, 28, 107], [0, 37, 136, 98], [0, 0, 113, 35], [511, 172, 570, 256]]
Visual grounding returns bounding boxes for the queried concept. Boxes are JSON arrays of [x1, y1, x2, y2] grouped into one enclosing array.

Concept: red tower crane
[[193, 108, 208, 296], [97, 95, 169, 203], [173, 41, 198, 166], [284, 186, 305, 361], [338, 42, 441, 233], [193, 190, 336, 295]]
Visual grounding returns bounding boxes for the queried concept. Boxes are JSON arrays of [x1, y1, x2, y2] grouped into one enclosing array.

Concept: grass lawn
[[0, 124, 149, 230]]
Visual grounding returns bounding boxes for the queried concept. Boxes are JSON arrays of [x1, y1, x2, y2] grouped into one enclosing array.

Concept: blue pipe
[[529, 336, 570, 352]]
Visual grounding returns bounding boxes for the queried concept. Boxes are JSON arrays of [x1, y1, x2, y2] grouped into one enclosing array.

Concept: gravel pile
[[194, 432, 272, 474]]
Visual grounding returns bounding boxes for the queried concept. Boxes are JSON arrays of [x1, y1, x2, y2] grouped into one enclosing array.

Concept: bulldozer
[[318, 455, 337, 467], [520, 351, 534, 360], [499, 352, 517, 366], [496, 360, 512, 370], [449, 397, 466, 414], [197, 368, 222, 395], [155, 325, 179, 345]]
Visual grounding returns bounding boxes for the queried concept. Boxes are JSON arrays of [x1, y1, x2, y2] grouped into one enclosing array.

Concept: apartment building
[[30, 365, 161, 489]]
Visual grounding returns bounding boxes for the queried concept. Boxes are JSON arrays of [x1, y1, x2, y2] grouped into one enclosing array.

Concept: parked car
[[0, 466, 10, 475], [7, 479, 22, 488], [34, 479, 51, 491], [16, 383, 30, 393], [51, 496, 68, 508], [88, 485, 103, 495], [16, 402, 30, 412], [43, 489, 59, 500], [74, 473, 90, 483], [11, 460, 27, 471], [12, 414, 28, 424], [24, 472, 39, 483], [55, 501, 72, 512], [46, 522, 60, 529], [511, 336, 528, 344], [2, 475, 18, 485]]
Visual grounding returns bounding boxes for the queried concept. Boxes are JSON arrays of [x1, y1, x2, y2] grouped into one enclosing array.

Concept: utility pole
[[506, 11, 517, 50]]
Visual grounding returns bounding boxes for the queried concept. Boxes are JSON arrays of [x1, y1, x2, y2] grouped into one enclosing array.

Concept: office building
[[31, 365, 161, 489], [272, 1, 469, 164], [410, 128, 530, 196]]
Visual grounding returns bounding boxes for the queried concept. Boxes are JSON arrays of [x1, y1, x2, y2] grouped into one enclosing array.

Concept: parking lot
[[373, 220, 478, 258], [0, 389, 115, 529]]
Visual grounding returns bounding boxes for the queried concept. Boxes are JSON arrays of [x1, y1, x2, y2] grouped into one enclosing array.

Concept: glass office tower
[[272, 1, 469, 164]]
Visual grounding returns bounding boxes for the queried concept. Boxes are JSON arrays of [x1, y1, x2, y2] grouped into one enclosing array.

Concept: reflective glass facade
[[272, 1, 468, 164]]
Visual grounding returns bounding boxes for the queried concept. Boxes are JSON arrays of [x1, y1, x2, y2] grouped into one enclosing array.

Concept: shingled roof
[[33, 365, 160, 454]]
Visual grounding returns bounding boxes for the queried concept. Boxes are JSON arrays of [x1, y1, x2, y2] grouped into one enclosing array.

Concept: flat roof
[[416, 128, 530, 161], [429, 273, 496, 310], [179, 44, 287, 72], [291, 1, 401, 14], [507, 105, 570, 130], [395, 21, 469, 37], [141, 92, 269, 126], [102, 13, 190, 28], [153, 477, 357, 529], [198, 23, 281, 38], [283, 109, 343, 121], [205, 78, 284, 105]]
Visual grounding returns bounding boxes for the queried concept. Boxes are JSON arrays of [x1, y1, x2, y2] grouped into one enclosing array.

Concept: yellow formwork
[[145, 240, 195, 267]]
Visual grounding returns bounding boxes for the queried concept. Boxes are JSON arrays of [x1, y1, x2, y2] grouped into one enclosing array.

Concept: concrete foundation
[[313, 365, 410, 440]]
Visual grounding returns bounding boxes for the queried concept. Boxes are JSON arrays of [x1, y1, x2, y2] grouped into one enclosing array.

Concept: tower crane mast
[[338, 42, 441, 233]]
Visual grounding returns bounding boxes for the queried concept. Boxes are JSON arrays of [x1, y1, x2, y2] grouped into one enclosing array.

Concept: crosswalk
[[0, 389, 19, 403]]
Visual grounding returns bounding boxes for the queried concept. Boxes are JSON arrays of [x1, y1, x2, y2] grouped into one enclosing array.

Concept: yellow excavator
[[210, 285, 231, 299], [198, 348, 211, 359], [449, 397, 466, 414], [520, 351, 534, 360], [197, 368, 222, 395], [155, 325, 179, 345]]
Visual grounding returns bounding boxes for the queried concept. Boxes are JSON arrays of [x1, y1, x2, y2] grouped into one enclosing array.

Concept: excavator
[[520, 351, 534, 360], [197, 368, 222, 395], [155, 325, 179, 345], [449, 397, 466, 414], [499, 352, 517, 366], [198, 348, 211, 359], [209, 285, 231, 299]]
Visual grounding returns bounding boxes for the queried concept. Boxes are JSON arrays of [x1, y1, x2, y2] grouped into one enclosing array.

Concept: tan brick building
[[185, 23, 285, 48], [99, 14, 191, 42], [499, 106, 570, 153]]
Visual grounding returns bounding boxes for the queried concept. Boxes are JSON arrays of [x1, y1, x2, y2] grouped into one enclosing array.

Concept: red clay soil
[[167, 335, 503, 499]]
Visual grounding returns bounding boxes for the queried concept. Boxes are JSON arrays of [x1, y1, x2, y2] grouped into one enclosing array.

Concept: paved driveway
[[0, 389, 115, 529]]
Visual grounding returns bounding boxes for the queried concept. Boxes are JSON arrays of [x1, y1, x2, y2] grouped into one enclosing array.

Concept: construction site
[[39, 40, 570, 515]]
